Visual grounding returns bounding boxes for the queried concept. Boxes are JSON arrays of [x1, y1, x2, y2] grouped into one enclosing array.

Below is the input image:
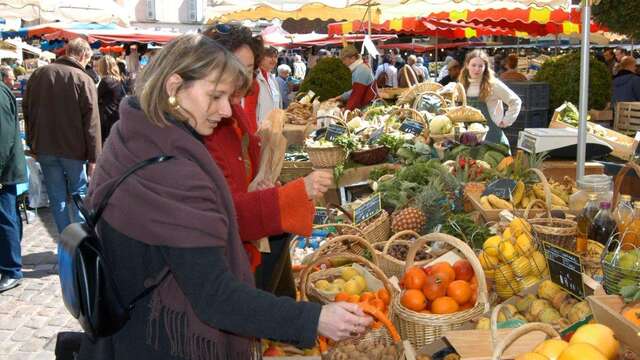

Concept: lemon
[[498, 240, 517, 262], [483, 235, 502, 257], [510, 217, 531, 237], [332, 278, 346, 286], [343, 279, 361, 295], [315, 279, 330, 290], [530, 251, 547, 275], [516, 233, 534, 255], [341, 267, 360, 281], [502, 228, 514, 241], [352, 275, 367, 292], [478, 251, 500, 270]]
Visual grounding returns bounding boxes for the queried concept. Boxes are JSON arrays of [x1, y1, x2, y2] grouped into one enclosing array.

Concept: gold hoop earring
[[168, 96, 181, 111]]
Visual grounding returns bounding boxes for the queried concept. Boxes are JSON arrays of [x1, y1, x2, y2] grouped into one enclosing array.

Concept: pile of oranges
[[334, 288, 392, 329], [399, 260, 478, 314]]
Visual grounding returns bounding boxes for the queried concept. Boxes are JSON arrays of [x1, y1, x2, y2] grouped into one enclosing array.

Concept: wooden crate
[[587, 295, 640, 355], [615, 101, 640, 135], [549, 116, 638, 160]]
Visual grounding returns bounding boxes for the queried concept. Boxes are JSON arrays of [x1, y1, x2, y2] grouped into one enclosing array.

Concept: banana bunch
[[479, 179, 573, 211]]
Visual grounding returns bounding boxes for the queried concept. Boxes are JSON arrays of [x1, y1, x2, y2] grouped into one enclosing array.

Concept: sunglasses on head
[[213, 23, 232, 34]]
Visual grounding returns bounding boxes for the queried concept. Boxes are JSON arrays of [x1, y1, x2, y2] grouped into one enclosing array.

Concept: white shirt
[[293, 61, 306, 80], [256, 70, 282, 125], [375, 63, 398, 87]]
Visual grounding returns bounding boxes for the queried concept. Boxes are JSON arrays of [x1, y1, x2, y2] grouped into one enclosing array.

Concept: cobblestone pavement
[[0, 208, 80, 360]]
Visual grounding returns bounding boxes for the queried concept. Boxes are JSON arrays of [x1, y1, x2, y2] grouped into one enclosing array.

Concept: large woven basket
[[397, 82, 443, 105], [444, 82, 487, 123], [412, 91, 447, 115], [373, 230, 434, 279], [309, 232, 376, 263], [330, 204, 392, 245], [491, 323, 560, 360], [306, 115, 349, 168], [351, 145, 390, 165], [524, 199, 577, 251], [279, 160, 313, 183], [393, 233, 489, 349]]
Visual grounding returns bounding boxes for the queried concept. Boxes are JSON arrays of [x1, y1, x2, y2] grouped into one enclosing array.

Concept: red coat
[[204, 104, 314, 271]]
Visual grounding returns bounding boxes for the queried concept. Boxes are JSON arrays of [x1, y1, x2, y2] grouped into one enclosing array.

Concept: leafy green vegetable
[[441, 213, 493, 249], [299, 57, 352, 101]]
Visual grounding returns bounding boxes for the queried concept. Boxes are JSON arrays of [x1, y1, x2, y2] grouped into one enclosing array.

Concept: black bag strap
[[72, 155, 175, 309]]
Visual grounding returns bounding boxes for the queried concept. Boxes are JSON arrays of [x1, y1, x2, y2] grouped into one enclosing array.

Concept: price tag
[[635, 131, 640, 142], [368, 128, 385, 145], [324, 124, 347, 142], [353, 194, 382, 225], [543, 241, 585, 299], [482, 179, 517, 200], [399, 120, 425, 136], [313, 207, 329, 225]]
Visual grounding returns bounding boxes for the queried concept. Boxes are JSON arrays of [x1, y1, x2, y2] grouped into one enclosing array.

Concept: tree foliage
[[534, 51, 611, 111], [592, 0, 640, 39], [300, 57, 352, 101]]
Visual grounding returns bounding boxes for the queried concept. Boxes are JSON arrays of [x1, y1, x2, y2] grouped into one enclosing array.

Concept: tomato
[[402, 266, 428, 290], [422, 273, 449, 301], [453, 259, 474, 282]]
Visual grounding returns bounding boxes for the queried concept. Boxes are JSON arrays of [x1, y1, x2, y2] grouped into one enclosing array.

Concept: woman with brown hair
[[78, 34, 371, 360], [95, 55, 126, 143], [499, 53, 528, 82], [453, 49, 522, 148]]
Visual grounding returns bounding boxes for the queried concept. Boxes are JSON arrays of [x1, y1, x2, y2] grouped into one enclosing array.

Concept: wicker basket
[[386, 107, 430, 140], [299, 253, 394, 305], [445, 83, 487, 123], [523, 199, 577, 251], [351, 145, 390, 165], [412, 91, 448, 115], [279, 160, 313, 183], [306, 115, 349, 168], [397, 82, 443, 105], [309, 233, 376, 263], [491, 323, 560, 360], [330, 204, 392, 245], [393, 233, 490, 349], [373, 230, 434, 279]]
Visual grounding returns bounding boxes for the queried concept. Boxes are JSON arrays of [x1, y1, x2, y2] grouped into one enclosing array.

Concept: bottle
[[626, 201, 640, 247], [576, 193, 599, 253], [589, 201, 617, 247], [615, 195, 635, 246]]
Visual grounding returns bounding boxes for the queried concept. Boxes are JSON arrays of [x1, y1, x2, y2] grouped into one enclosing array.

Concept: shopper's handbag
[[57, 155, 174, 340]]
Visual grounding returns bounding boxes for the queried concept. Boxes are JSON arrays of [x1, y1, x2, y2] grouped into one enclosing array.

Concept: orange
[[402, 266, 428, 290], [334, 292, 349, 302], [377, 288, 391, 306], [431, 296, 460, 314], [360, 292, 375, 302], [447, 280, 472, 305], [401, 289, 427, 312], [430, 262, 456, 284]]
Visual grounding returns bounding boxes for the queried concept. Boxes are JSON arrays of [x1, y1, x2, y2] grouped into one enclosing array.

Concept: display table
[[283, 124, 310, 146]]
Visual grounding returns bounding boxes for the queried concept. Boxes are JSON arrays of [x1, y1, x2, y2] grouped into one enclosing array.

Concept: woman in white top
[[374, 54, 398, 88], [256, 46, 282, 124], [455, 50, 522, 148], [292, 54, 307, 80]]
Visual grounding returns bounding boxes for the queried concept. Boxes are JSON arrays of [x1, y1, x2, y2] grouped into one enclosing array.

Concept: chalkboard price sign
[[354, 194, 382, 225], [482, 178, 517, 200], [313, 208, 329, 225], [399, 120, 425, 136], [368, 128, 385, 145], [325, 124, 347, 142], [543, 241, 585, 299]]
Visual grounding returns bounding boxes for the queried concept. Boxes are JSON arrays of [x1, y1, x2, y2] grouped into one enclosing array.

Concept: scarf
[[87, 97, 259, 360], [349, 58, 364, 72]]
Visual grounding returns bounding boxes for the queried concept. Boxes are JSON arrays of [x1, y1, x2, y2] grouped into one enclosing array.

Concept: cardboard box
[[549, 118, 638, 160]]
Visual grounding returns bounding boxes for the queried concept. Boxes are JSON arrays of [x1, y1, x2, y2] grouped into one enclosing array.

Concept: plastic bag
[[26, 157, 49, 208]]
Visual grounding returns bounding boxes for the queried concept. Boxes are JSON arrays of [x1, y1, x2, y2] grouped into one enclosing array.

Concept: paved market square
[[0, 209, 79, 359]]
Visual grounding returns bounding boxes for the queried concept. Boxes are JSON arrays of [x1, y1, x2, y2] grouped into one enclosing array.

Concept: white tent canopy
[[0, 0, 129, 26]]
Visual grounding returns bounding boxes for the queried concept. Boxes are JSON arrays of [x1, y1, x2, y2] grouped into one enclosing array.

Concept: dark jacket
[[97, 76, 126, 143], [23, 56, 101, 162], [0, 83, 26, 185], [612, 69, 640, 109], [79, 98, 320, 359]]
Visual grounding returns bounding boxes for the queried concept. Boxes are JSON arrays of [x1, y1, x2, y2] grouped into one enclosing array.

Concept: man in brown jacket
[[23, 38, 101, 234]]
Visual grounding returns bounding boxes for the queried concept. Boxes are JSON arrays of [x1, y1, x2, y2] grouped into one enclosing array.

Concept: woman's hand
[[303, 171, 333, 199], [498, 120, 510, 128], [317, 302, 373, 342], [254, 179, 274, 190]]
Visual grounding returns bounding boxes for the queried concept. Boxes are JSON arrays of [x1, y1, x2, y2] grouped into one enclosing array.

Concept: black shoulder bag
[[58, 156, 174, 341]]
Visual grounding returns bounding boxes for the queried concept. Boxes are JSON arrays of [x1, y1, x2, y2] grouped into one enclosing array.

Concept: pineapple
[[391, 207, 427, 233]]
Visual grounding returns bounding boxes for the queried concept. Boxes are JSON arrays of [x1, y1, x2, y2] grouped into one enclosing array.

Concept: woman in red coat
[[203, 25, 333, 295]]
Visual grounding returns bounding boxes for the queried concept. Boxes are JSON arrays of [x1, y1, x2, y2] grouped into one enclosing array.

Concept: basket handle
[[612, 162, 640, 208], [386, 107, 430, 139], [522, 199, 552, 220], [316, 115, 351, 136], [453, 82, 468, 107], [405, 233, 489, 312], [491, 323, 560, 360], [528, 168, 554, 212], [326, 203, 354, 221], [490, 303, 512, 348], [404, 65, 419, 88], [310, 234, 378, 263], [383, 230, 421, 254], [299, 253, 394, 303]]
